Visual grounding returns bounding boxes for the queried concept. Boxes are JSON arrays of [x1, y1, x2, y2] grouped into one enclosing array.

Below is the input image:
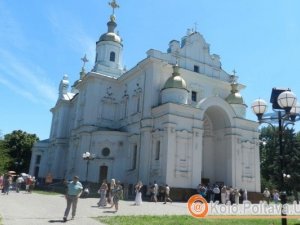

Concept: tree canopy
[[1, 130, 39, 174], [260, 126, 300, 194]]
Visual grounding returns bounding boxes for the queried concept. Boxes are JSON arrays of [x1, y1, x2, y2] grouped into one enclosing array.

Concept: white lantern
[[251, 99, 267, 116], [290, 103, 300, 115], [85, 152, 91, 158], [277, 91, 297, 110]]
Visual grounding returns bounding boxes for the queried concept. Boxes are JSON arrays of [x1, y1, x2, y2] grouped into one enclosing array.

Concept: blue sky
[[1, 0, 300, 140]]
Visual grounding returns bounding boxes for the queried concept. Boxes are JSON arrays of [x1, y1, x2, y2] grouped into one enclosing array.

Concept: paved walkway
[[0, 191, 189, 225], [2, 191, 300, 225]]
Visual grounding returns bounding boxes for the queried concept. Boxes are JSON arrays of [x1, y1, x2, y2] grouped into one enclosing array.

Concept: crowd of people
[[197, 183, 248, 204], [3, 173, 285, 222], [263, 187, 281, 204], [0, 172, 36, 194], [95, 179, 173, 210]]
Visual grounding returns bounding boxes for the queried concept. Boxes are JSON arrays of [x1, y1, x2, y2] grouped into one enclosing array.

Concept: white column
[[163, 123, 176, 185], [138, 126, 152, 184], [191, 128, 203, 188]]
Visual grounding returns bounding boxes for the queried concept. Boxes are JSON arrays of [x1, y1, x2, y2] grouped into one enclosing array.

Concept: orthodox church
[[29, 1, 261, 193]]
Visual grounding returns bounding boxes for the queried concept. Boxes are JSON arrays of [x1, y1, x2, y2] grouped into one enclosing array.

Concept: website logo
[[187, 194, 208, 218]]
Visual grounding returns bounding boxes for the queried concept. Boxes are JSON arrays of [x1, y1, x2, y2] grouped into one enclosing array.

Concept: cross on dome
[[108, 0, 120, 15], [81, 54, 88, 71]]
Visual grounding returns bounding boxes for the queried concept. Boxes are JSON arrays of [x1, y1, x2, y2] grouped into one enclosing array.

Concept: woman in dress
[[109, 179, 116, 207], [134, 181, 143, 205], [97, 180, 108, 207], [112, 181, 123, 211]]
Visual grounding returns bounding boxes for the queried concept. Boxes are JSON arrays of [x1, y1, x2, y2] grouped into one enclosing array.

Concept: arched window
[[110, 51, 115, 62]]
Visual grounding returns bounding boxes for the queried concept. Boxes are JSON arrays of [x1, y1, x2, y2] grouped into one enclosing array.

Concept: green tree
[[283, 129, 300, 195], [0, 139, 11, 174], [3, 130, 39, 174], [260, 126, 300, 195]]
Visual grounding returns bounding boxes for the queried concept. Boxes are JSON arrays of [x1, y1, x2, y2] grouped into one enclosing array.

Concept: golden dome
[[163, 64, 187, 90], [226, 83, 244, 104]]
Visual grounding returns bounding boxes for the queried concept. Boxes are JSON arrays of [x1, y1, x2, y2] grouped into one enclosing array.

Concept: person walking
[[263, 188, 271, 204], [153, 181, 158, 202], [109, 179, 116, 206], [97, 180, 108, 207], [163, 184, 172, 204], [221, 186, 226, 204], [16, 175, 24, 193], [273, 190, 280, 204], [111, 181, 123, 212], [63, 176, 83, 222], [3, 174, 12, 195], [134, 181, 143, 205], [233, 188, 240, 204], [212, 185, 220, 202]]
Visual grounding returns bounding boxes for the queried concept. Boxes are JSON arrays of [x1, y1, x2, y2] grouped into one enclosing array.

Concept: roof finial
[[80, 54, 88, 79], [230, 69, 237, 83], [232, 69, 236, 76], [109, 0, 119, 15], [194, 22, 198, 32], [81, 54, 88, 70]]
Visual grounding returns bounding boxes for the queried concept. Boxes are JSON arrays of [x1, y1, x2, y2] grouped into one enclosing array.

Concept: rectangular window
[[155, 141, 160, 160], [132, 144, 137, 170], [192, 91, 197, 102], [137, 96, 140, 113], [194, 65, 199, 73], [35, 155, 41, 164]]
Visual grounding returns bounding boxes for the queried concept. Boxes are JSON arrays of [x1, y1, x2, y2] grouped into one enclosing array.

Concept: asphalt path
[[0, 191, 189, 225], [3, 191, 299, 225]]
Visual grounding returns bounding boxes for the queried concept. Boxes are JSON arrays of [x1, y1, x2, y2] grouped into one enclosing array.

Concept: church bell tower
[[92, 0, 124, 78]]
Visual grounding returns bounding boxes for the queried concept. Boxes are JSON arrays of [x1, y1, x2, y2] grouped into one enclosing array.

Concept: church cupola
[[161, 64, 189, 104], [226, 73, 247, 118], [92, 0, 124, 78], [59, 74, 69, 99]]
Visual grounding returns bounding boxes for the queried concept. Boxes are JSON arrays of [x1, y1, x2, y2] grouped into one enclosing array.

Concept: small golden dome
[[226, 83, 244, 104], [163, 64, 187, 90]]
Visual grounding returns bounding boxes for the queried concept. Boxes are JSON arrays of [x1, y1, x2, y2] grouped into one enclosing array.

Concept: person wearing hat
[[263, 188, 271, 204], [63, 176, 83, 222]]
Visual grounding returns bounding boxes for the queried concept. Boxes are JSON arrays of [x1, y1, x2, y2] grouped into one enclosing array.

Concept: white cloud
[[0, 76, 39, 103], [0, 49, 57, 105], [47, 8, 95, 64], [0, 2, 57, 106]]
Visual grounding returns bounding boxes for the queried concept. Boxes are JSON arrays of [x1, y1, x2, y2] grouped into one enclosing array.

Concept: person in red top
[[26, 176, 33, 193]]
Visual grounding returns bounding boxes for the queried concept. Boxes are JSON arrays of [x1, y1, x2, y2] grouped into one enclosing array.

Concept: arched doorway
[[99, 165, 108, 183], [202, 106, 231, 186]]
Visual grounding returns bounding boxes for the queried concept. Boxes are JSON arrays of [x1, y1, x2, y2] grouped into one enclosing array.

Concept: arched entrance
[[202, 105, 231, 186], [99, 165, 108, 183]]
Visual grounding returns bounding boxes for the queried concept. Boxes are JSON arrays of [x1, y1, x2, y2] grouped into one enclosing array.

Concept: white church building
[[30, 1, 261, 194]]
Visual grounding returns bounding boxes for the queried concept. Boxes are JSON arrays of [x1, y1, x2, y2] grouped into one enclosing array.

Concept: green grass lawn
[[96, 215, 300, 225]]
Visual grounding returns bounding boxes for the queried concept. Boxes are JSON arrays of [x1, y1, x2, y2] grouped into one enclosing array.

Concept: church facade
[[29, 1, 261, 192]]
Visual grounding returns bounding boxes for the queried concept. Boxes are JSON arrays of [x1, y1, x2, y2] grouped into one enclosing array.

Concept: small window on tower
[[192, 91, 197, 102], [110, 51, 116, 62], [194, 65, 199, 73]]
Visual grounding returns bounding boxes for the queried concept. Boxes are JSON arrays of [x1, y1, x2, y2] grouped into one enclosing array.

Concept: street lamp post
[[252, 88, 300, 225], [82, 151, 95, 194]]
